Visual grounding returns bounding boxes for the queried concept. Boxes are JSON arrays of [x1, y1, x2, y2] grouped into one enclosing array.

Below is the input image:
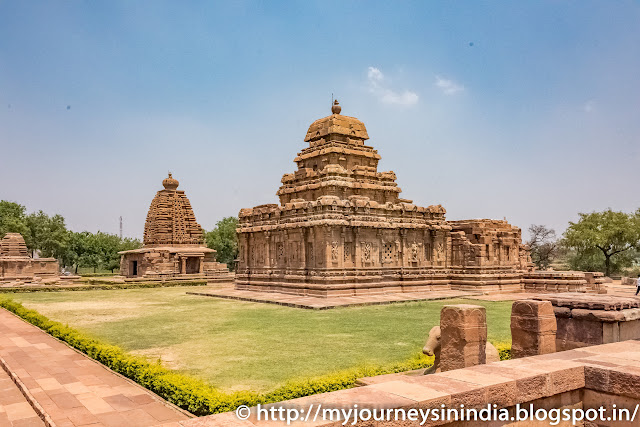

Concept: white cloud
[[366, 66, 419, 106], [583, 100, 596, 113], [435, 76, 464, 95]]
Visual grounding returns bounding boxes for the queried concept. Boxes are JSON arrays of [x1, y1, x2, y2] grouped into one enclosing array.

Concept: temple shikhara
[[119, 174, 231, 281], [0, 233, 60, 285], [236, 101, 560, 296]]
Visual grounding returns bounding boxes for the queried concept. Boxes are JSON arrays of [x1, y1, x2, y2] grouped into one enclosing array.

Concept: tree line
[[0, 200, 239, 274], [528, 209, 640, 276], [0, 201, 142, 273]]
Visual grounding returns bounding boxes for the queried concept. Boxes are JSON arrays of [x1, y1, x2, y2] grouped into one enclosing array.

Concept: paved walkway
[[187, 288, 481, 309], [0, 367, 45, 427], [0, 309, 191, 427]]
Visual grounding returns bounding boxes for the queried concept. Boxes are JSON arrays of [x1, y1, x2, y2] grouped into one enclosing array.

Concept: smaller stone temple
[[0, 233, 60, 284], [119, 174, 232, 281]]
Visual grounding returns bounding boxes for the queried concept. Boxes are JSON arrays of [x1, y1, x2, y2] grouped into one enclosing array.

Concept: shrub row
[[0, 298, 457, 416], [78, 272, 119, 277], [0, 281, 208, 294]]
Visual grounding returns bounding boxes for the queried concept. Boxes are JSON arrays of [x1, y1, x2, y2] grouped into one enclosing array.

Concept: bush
[[494, 342, 512, 361], [0, 298, 435, 415]]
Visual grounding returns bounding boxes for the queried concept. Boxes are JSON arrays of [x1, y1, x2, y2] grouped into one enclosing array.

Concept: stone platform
[[187, 288, 482, 310]]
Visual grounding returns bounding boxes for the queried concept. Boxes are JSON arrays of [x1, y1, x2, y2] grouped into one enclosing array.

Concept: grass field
[[10, 287, 513, 393]]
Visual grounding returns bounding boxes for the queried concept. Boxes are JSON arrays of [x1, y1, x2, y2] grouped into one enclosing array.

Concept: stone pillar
[[440, 304, 487, 372], [511, 300, 557, 359], [265, 233, 271, 267], [399, 229, 406, 267], [180, 257, 186, 275], [300, 230, 306, 269], [354, 230, 361, 268]]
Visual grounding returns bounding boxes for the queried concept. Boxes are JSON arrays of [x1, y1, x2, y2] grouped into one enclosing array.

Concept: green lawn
[[10, 287, 513, 393]]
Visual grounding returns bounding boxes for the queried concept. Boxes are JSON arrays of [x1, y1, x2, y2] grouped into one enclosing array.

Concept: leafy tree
[[63, 231, 142, 273], [527, 225, 558, 270], [97, 233, 141, 273], [61, 231, 85, 273], [0, 200, 30, 242], [25, 211, 69, 259], [205, 217, 238, 270], [563, 209, 640, 276]]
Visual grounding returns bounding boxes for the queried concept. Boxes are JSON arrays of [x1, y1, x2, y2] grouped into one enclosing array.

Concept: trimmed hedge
[[0, 281, 208, 294], [78, 272, 119, 277], [0, 298, 439, 415]]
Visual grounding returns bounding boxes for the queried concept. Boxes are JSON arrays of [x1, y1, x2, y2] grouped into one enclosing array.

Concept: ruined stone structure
[[439, 304, 490, 371], [422, 320, 499, 374], [236, 101, 531, 296], [532, 293, 640, 351], [119, 174, 232, 281], [511, 299, 557, 358], [0, 233, 59, 284]]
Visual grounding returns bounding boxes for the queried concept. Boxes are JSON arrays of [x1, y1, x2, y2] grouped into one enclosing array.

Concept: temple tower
[[119, 174, 232, 281]]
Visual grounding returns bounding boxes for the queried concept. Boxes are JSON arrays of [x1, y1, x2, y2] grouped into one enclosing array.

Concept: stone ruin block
[[439, 304, 487, 371], [533, 293, 640, 351], [511, 299, 557, 358]]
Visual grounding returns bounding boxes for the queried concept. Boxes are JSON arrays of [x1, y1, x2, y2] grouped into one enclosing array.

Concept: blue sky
[[1, 1, 639, 239]]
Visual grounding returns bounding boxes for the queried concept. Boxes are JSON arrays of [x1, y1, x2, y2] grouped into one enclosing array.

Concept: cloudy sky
[[1, 1, 638, 239]]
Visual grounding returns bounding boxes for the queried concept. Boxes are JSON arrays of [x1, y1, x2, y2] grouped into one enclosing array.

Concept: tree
[[563, 209, 640, 276], [205, 217, 238, 270], [62, 231, 142, 274], [527, 225, 558, 270], [25, 211, 69, 259], [0, 200, 30, 241], [97, 233, 141, 273]]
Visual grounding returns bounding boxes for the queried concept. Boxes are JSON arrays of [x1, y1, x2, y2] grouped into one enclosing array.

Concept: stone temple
[[0, 233, 60, 284], [236, 101, 533, 297], [119, 174, 231, 281]]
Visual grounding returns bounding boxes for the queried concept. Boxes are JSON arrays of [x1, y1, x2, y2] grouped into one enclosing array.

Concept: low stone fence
[[193, 340, 640, 427], [522, 271, 606, 294]]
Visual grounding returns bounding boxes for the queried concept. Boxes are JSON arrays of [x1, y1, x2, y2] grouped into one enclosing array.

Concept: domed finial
[[162, 172, 179, 190], [331, 99, 341, 115]]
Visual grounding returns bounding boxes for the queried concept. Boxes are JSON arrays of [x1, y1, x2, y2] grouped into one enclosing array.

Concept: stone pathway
[[0, 367, 45, 426], [187, 288, 481, 309], [0, 308, 191, 427]]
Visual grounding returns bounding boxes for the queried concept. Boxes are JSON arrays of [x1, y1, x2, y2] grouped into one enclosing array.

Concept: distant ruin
[[0, 233, 61, 285]]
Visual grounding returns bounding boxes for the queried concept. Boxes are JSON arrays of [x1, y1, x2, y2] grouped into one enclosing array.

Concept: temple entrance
[[185, 257, 200, 274], [131, 261, 138, 276]]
